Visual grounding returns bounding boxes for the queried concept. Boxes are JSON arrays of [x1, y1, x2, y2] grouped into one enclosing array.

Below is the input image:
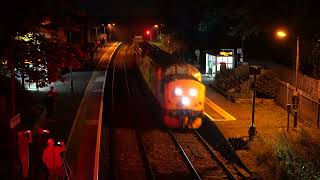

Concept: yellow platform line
[[205, 97, 236, 121], [204, 112, 232, 122]]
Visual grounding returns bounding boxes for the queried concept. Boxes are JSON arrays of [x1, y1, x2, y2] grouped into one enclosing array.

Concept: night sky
[[72, 0, 320, 64], [1, 0, 320, 65], [76, 0, 216, 24]]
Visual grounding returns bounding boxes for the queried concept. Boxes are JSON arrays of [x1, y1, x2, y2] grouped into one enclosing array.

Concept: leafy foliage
[[10, 29, 84, 87], [214, 65, 250, 93], [256, 70, 279, 98], [251, 129, 320, 179]]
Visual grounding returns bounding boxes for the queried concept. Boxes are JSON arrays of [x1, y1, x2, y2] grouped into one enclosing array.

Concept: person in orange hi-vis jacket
[[42, 138, 66, 180]]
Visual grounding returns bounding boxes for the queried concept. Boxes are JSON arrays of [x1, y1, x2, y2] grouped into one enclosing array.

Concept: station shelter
[[205, 49, 235, 78]]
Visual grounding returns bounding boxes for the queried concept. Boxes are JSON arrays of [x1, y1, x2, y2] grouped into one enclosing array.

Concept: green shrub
[[214, 65, 250, 96], [256, 70, 279, 98], [251, 130, 320, 179]]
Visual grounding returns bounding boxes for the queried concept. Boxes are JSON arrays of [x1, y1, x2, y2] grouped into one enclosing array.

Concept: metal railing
[[277, 80, 320, 128]]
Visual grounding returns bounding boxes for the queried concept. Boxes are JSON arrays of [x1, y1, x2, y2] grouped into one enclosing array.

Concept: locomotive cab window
[[164, 65, 202, 82]]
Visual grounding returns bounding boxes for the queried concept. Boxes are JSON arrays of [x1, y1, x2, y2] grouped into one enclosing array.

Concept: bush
[[214, 69, 238, 91], [250, 129, 320, 179], [213, 65, 250, 96], [256, 70, 279, 98]]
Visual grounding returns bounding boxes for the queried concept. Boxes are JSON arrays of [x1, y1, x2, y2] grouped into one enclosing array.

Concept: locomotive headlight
[[181, 96, 191, 106], [174, 87, 183, 96], [189, 88, 198, 97]]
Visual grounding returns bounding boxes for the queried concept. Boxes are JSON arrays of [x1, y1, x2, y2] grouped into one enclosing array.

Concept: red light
[[146, 30, 150, 35]]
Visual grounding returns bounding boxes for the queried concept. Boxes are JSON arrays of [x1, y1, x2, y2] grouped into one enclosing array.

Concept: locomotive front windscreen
[[164, 64, 202, 82]]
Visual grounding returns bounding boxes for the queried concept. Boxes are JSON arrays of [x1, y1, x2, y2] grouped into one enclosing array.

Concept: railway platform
[[202, 77, 302, 179]]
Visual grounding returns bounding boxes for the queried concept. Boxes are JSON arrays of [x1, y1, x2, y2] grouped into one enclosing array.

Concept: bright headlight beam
[[181, 96, 190, 106], [174, 88, 183, 96], [189, 88, 198, 96]]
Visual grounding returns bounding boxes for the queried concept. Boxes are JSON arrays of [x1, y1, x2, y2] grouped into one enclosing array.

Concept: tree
[[12, 30, 84, 88], [0, 1, 82, 178]]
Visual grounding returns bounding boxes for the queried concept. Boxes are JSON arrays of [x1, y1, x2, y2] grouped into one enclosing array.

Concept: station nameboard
[[219, 51, 233, 56]]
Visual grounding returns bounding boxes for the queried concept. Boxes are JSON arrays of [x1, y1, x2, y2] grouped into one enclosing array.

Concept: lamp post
[[295, 36, 300, 92], [69, 31, 74, 93], [102, 24, 105, 34], [276, 30, 300, 127], [249, 66, 261, 140], [108, 23, 115, 41], [154, 24, 159, 42]]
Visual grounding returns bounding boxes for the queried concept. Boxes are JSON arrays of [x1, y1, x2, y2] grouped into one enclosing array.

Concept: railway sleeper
[[187, 144, 205, 158]]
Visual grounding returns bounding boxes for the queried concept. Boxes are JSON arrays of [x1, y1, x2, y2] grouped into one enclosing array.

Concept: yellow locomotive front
[[162, 64, 205, 128]]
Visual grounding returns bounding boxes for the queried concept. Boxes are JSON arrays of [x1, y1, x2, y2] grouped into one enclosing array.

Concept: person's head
[[50, 86, 54, 91], [37, 128, 43, 135], [47, 138, 54, 146]]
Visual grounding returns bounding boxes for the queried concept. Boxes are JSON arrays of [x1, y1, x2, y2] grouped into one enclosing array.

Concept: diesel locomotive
[[135, 42, 205, 128]]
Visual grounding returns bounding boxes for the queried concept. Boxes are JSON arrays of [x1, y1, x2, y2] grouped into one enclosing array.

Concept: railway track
[[104, 43, 155, 179], [168, 129, 242, 180], [101, 43, 249, 180]]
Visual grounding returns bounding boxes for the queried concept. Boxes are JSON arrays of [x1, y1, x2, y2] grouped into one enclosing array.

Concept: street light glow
[[276, 30, 287, 38], [154, 24, 158, 28]]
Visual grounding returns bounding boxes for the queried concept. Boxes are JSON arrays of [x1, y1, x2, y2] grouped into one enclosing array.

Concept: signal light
[[146, 30, 150, 35]]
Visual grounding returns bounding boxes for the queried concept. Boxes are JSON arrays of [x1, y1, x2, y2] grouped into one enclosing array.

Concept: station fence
[[276, 79, 320, 128]]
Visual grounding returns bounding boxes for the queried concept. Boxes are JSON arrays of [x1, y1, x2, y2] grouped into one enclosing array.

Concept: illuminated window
[[227, 57, 233, 64], [217, 57, 223, 64], [222, 57, 228, 63], [216, 56, 234, 71]]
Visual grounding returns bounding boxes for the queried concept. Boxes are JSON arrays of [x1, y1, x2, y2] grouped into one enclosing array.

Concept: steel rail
[[194, 130, 237, 180], [111, 44, 126, 110], [167, 129, 202, 180], [124, 46, 131, 97], [136, 130, 156, 180], [93, 42, 123, 180]]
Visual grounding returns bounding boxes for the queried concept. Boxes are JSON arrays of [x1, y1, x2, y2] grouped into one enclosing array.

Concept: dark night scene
[[1, 0, 320, 179]]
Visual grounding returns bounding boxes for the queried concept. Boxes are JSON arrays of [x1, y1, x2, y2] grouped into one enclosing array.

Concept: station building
[[205, 48, 243, 78]]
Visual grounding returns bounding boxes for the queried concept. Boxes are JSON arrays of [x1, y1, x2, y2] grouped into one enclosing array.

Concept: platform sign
[[195, 49, 200, 64], [237, 48, 242, 54], [10, 113, 20, 128], [249, 66, 261, 75]]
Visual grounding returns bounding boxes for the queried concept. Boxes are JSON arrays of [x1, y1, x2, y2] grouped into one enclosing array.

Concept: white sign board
[[237, 48, 242, 54], [10, 113, 20, 128], [195, 49, 200, 64], [195, 49, 200, 57]]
